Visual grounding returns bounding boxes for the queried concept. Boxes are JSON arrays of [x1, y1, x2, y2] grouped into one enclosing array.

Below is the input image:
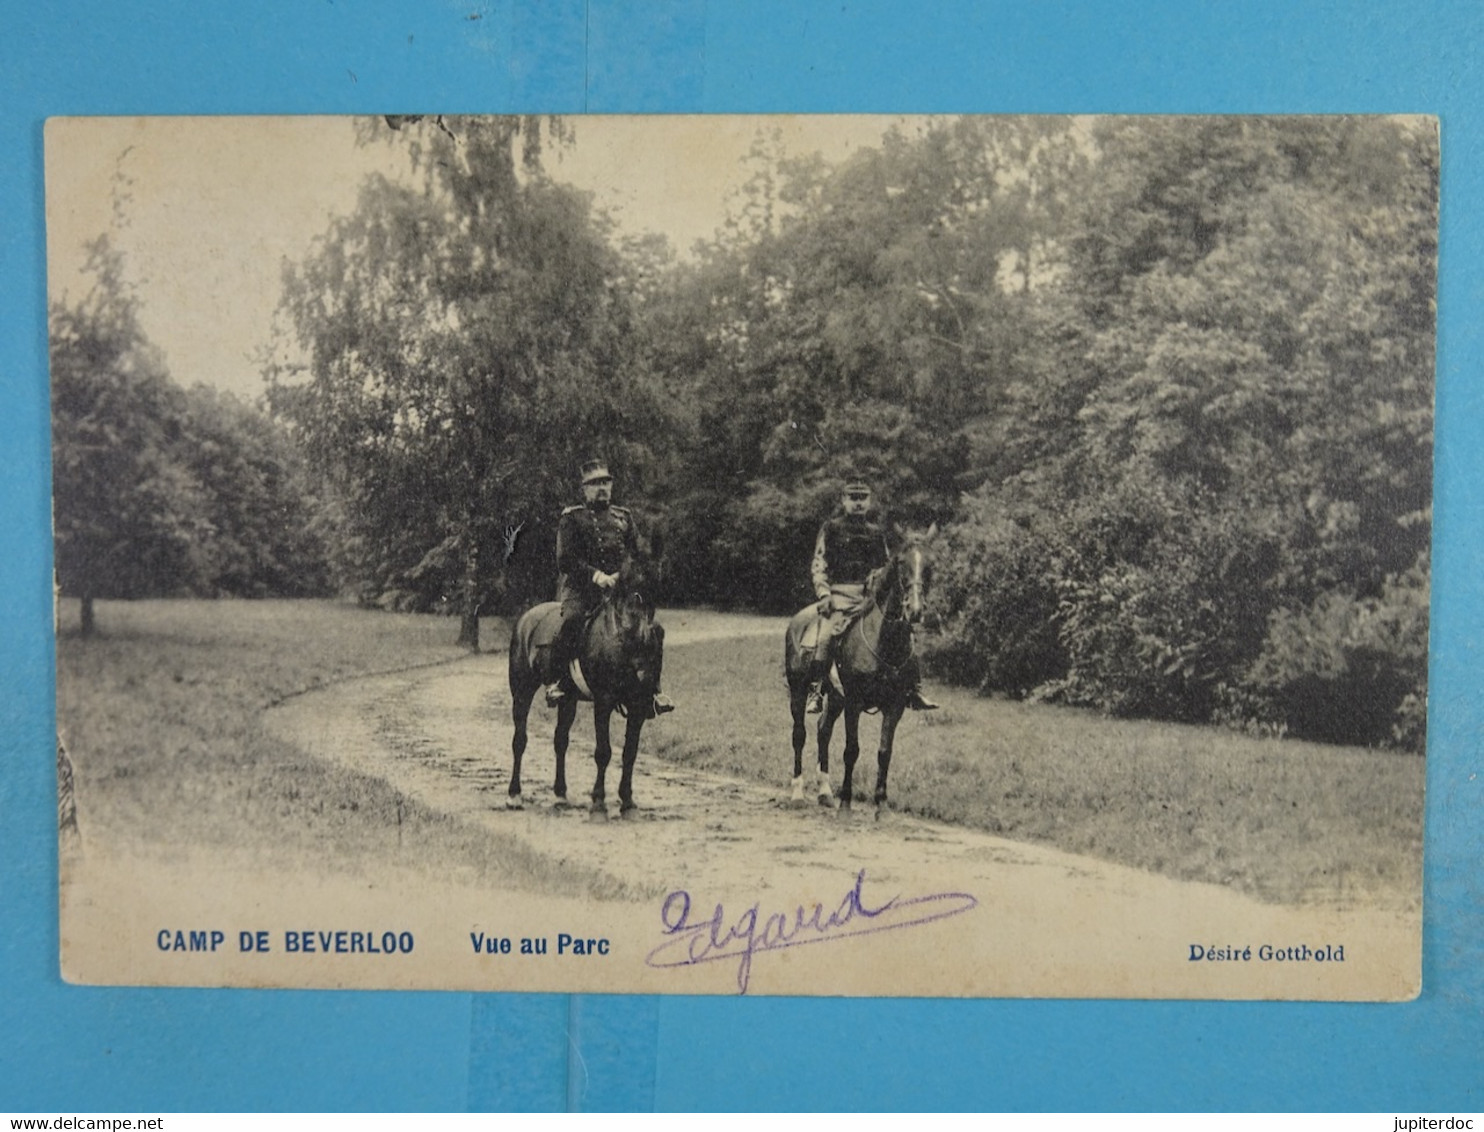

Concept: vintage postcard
[[49, 114, 1432, 997]]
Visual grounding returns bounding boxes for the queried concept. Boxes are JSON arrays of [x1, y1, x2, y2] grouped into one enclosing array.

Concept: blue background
[[2, 0, 1480, 1112]]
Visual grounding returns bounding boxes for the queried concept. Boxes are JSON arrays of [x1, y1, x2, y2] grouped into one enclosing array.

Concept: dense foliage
[[920, 118, 1435, 749], [643, 116, 1434, 748], [267, 117, 671, 647], [644, 120, 1081, 610], [55, 115, 1434, 748]]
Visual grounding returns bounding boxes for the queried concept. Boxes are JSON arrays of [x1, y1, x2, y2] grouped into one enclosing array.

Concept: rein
[[851, 549, 921, 679], [591, 589, 657, 718]]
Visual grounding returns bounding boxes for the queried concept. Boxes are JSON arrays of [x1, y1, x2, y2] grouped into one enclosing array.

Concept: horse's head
[[598, 584, 663, 701], [873, 523, 936, 625]]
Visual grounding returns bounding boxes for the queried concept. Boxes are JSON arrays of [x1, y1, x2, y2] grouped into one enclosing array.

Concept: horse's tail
[[509, 602, 559, 694], [508, 614, 532, 696]]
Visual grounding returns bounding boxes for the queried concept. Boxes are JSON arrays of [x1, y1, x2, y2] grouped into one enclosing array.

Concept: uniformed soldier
[[806, 480, 938, 713], [546, 459, 674, 716]]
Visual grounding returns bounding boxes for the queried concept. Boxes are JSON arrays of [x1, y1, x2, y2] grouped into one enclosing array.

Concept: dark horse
[[784, 531, 931, 812], [507, 580, 665, 816]]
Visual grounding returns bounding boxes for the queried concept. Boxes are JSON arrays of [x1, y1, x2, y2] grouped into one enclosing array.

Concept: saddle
[[524, 602, 604, 696], [797, 586, 871, 653], [526, 602, 605, 648]]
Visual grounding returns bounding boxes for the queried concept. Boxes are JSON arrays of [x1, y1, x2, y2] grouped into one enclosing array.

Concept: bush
[[1243, 553, 1429, 750], [926, 474, 1427, 751], [1045, 489, 1282, 723], [922, 497, 1065, 696]]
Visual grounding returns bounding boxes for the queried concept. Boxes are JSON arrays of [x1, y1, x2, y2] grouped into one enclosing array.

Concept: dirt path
[[244, 609, 1420, 999]]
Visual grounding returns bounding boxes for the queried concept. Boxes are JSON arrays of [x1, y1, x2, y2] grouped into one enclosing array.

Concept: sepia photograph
[[48, 113, 1434, 998]]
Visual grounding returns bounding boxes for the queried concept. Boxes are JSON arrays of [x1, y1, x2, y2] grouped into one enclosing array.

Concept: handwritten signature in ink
[[645, 868, 978, 994]]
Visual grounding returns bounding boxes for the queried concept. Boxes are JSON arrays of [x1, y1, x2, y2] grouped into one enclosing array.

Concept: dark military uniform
[[544, 456, 673, 714], [811, 514, 891, 598], [809, 514, 890, 678], [806, 496, 937, 712], [551, 501, 640, 673], [557, 502, 639, 605]]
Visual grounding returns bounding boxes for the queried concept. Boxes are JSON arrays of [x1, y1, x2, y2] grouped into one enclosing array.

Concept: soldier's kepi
[[806, 479, 937, 713], [545, 459, 674, 716]]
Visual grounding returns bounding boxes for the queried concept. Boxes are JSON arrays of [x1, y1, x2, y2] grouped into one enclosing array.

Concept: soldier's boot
[[805, 684, 826, 714], [805, 640, 832, 714], [648, 675, 675, 717], [906, 682, 939, 711], [544, 613, 585, 707], [646, 628, 674, 718], [903, 651, 938, 711]]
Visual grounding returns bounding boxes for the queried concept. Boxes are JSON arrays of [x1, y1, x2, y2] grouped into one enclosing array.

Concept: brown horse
[[507, 583, 665, 816], [784, 531, 931, 812]]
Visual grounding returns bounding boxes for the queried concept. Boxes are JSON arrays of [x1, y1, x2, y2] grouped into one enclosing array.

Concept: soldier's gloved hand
[[816, 597, 832, 615], [595, 571, 619, 590]]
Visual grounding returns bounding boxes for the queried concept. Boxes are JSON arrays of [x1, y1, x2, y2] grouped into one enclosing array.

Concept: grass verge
[[55, 598, 624, 900], [649, 635, 1424, 911]]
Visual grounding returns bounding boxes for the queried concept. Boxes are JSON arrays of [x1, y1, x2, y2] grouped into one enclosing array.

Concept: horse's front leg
[[874, 702, 906, 810], [617, 709, 645, 815], [552, 697, 577, 802], [508, 680, 536, 809], [590, 701, 615, 815], [813, 694, 844, 806], [817, 692, 843, 774], [789, 680, 808, 784], [837, 701, 862, 812]]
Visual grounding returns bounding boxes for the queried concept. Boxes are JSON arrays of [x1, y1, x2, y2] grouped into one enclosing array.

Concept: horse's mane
[[867, 551, 909, 616]]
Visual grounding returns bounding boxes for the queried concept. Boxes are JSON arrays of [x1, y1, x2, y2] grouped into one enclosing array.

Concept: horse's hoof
[[789, 775, 806, 804], [816, 772, 835, 806], [588, 803, 609, 821], [504, 795, 524, 811], [619, 800, 639, 818], [874, 799, 893, 821]]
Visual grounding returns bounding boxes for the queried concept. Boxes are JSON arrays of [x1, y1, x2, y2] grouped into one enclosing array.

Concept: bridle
[[870, 542, 924, 624], [853, 542, 924, 678], [598, 587, 659, 718]]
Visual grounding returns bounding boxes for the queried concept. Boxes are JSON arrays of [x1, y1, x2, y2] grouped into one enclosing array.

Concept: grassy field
[[646, 635, 1425, 912], [55, 599, 1425, 912], [53, 598, 639, 899]]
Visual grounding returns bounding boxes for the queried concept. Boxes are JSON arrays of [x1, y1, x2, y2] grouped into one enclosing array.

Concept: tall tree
[[179, 384, 332, 598], [50, 236, 213, 634], [650, 117, 1078, 607], [269, 116, 651, 648]]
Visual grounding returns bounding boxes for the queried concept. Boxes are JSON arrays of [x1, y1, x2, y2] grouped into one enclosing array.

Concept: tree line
[[51, 115, 1436, 750], [50, 237, 330, 635]]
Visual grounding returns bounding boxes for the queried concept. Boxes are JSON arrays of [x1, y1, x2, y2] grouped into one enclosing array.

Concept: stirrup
[[544, 683, 570, 708], [805, 687, 825, 714], [651, 694, 675, 717]]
